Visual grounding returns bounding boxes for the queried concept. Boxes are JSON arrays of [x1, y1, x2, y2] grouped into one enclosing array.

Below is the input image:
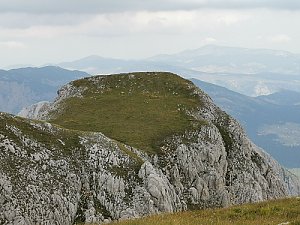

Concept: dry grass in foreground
[[108, 197, 300, 225]]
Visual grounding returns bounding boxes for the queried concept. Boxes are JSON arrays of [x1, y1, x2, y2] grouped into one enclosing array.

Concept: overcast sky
[[1, 0, 300, 68]]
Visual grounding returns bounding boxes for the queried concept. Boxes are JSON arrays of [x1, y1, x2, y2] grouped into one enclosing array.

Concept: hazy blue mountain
[[257, 90, 300, 106], [191, 78, 300, 168], [0, 66, 88, 114], [57, 45, 300, 76], [58, 55, 130, 74], [56, 45, 300, 96], [3, 63, 35, 70], [148, 45, 300, 96], [149, 45, 300, 75], [58, 55, 186, 75], [188, 71, 300, 97]]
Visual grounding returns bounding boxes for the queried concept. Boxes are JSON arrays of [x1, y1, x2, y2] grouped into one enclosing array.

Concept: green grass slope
[[108, 197, 300, 225], [49, 72, 204, 154]]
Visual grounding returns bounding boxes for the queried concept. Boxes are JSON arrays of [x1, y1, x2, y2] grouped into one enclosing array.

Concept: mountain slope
[[0, 66, 88, 114], [2, 72, 300, 224], [191, 78, 300, 168], [0, 112, 144, 224]]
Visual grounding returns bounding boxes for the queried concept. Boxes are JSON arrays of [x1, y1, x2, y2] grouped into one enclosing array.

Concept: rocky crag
[[2, 72, 300, 224]]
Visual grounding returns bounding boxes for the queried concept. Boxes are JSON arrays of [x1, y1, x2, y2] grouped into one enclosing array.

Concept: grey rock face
[[0, 118, 81, 225], [18, 101, 51, 120], [1, 77, 300, 224], [18, 83, 86, 120]]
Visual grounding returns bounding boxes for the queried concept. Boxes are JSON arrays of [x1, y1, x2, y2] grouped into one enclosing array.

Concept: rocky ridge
[[2, 72, 300, 224]]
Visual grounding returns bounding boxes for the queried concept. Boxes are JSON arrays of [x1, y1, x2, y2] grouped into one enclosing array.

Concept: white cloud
[[269, 34, 291, 43], [0, 26, 72, 39], [0, 2, 299, 67], [0, 10, 250, 39], [64, 9, 248, 36], [203, 37, 217, 44], [0, 13, 92, 29], [0, 41, 26, 49]]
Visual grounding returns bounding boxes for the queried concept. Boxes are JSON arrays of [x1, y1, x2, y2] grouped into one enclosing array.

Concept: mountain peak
[[2, 72, 300, 224]]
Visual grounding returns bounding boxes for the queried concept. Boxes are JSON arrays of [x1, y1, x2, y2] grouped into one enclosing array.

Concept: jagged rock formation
[[2, 72, 300, 224]]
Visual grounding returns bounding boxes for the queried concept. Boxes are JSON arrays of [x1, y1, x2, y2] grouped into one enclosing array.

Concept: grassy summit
[[49, 72, 203, 154]]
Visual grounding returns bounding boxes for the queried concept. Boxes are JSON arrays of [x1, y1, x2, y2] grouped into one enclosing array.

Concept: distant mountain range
[[0, 66, 88, 113], [148, 45, 300, 75], [1, 45, 300, 168], [58, 45, 300, 75], [257, 90, 300, 106], [57, 45, 300, 96], [191, 78, 300, 168]]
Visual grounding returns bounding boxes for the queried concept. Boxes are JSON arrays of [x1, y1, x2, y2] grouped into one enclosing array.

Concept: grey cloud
[[0, 13, 93, 29], [0, 0, 300, 14]]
